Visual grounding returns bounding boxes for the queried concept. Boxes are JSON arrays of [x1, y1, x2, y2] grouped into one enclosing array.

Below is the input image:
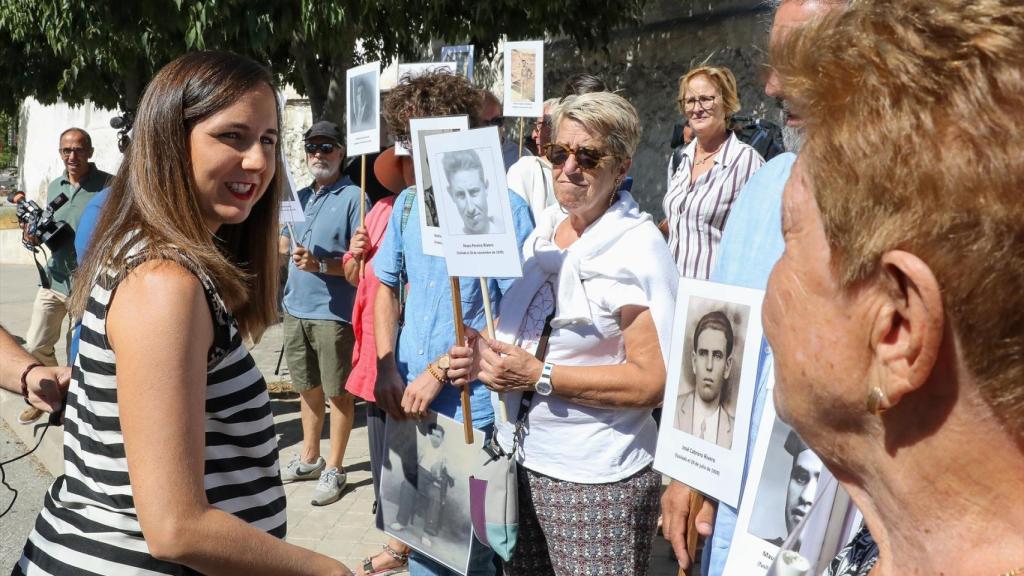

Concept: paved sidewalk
[[0, 263, 681, 574]]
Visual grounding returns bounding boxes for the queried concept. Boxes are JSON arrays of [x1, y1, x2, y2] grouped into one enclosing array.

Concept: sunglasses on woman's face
[[304, 142, 337, 154], [543, 143, 610, 170]]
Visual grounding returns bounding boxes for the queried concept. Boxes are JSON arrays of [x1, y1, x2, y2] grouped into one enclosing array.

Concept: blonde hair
[[774, 0, 1024, 438], [677, 66, 741, 119], [70, 51, 283, 342], [551, 91, 641, 161]]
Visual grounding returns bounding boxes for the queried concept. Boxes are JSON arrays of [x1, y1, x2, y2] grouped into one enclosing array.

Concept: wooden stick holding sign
[[359, 155, 367, 277], [424, 127, 526, 432], [681, 489, 705, 576], [346, 60, 381, 279], [518, 118, 525, 159], [477, 278, 508, 422], [449, 277, 475, 444]]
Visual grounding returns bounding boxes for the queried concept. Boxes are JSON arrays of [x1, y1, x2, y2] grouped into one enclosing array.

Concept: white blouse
[[664, 132, 764, 279]]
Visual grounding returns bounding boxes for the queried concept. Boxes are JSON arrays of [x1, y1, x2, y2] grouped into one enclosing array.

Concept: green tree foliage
[[0, 0, 643, 125]]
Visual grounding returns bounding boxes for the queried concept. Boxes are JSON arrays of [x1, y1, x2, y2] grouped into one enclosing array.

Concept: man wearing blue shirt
[[279, 121, 368, 508], [372, 72, 535, 576], [659, 1, 847, 573]]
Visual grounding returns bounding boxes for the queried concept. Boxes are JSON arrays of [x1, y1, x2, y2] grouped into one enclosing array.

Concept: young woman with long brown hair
[[12, 51, 351, 576]]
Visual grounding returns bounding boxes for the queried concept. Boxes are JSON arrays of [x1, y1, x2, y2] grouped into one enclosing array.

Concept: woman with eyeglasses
[[448, 91, 677, 575], [664, 65, 764, 279]]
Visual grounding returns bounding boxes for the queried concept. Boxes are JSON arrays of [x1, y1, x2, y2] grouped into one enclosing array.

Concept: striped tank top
[[13, 253, 287, 575]]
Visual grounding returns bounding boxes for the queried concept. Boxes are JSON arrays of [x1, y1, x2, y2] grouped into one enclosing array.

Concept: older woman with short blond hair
[[450, 91, 677, 575], [664, 65, 763, 279], [764, 1, 1024, 574]]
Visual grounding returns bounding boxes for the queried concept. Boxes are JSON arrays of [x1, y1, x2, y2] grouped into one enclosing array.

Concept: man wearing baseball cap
[[280, 120, 368, 507]]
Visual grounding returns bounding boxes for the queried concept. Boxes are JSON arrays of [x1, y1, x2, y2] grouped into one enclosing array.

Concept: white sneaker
[[280, 455, 325, 482], [311, 467, 346, 506]]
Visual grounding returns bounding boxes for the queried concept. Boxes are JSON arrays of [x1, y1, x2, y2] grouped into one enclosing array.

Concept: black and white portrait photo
[[673, 299, 749, 450], [348, 71, 377, 133], [440, 148, 504, 236], [748, 420, 825, 551], [416, 128, 445, 228], [440, 45, 474, 81], [381, 411, 482, 573], [655, 279, 764, 507]]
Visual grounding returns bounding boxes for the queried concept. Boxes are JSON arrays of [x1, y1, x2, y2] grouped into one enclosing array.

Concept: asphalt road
[[0, 419, 52, 571]]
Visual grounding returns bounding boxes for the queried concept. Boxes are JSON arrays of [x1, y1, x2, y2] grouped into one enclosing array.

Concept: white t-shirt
[[516, 274, 659, 483]]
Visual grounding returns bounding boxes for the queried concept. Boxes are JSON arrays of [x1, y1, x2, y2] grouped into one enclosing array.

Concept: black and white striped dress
[[13, 253, 287, 575]]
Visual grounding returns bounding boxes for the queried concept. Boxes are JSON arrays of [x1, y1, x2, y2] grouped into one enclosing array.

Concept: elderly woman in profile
[[450, 92, 677, 575], [764, 2, 1024, 575], [664, 65, 763, 279]]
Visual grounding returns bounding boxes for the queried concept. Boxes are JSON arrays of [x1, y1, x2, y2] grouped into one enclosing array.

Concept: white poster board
[[440, 45, 475, 82], [425, 127, 523, 279], [346, 61, 381, 157], [654, 278, 763, 507], [410, 116, 470, 257], [397, 62, 456, 84], [723, 385, 839, 576], [503, 41, 544, 118], [382, 411, 484, 575], [277, 91, 304, 224]]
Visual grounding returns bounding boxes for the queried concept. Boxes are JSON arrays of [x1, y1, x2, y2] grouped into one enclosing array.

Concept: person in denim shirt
[[372, 70, 535, 576]]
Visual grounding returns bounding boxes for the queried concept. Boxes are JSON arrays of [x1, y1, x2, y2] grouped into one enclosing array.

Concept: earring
[[866, 386, 889, 415]]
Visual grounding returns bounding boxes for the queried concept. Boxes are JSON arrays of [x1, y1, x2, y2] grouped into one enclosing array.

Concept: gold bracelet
[[425, 363, 446, 383]]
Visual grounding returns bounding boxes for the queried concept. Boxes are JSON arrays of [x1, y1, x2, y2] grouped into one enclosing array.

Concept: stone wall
[[542, 0, 776, 218]]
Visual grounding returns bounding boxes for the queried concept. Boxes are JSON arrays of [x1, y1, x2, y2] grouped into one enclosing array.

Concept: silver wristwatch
[[535, 362, 554, 396], [318, 258, 329, 274]]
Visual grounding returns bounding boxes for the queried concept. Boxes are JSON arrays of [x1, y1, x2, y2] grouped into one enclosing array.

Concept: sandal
[[361, 543, 409, 576]]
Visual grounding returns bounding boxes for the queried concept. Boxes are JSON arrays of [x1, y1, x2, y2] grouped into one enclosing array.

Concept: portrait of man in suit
[[675, 309, 736, 449]]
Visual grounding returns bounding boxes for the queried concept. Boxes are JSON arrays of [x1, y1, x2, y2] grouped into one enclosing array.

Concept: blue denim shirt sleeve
[[703, 153, 795, 576], [374, 189, 411, 289]]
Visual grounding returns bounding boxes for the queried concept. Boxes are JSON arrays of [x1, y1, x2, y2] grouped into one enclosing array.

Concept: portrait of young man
[[675, 309, 736, 449], [440, 148, 503, 236], [750, 425, 825, 551]]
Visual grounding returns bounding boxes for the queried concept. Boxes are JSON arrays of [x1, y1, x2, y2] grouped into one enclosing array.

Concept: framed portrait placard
[[440, 45, 475, 81], [723, 387, 840, 576], [425, 127, 523, 279], [654, 278, 764, 507], [346, 61, 381, 157], [410, 116, 470, 257], [502, 40, 544, 118], [382, 411, 485, 575]]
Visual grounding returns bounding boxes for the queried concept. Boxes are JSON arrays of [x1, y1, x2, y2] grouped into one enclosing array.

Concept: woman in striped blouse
[[12, 51, 351, 576], [663, 66, 764, 279]]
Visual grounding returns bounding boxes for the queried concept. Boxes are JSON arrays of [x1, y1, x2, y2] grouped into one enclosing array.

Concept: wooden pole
[[449, 277, 474, 444], [478, 277, 508, 422], [359, 155, 367, 277], [518, 117, 525, 158], [681, 489, 705, 576]]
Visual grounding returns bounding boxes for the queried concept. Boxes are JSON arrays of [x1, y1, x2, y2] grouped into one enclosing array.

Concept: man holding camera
[[19, 127, 111, 424]]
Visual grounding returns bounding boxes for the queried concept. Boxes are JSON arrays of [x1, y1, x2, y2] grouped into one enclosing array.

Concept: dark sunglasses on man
[[483, 116, 505, 127], [305, 142, 337, 154], [543, 143, 611, 170]]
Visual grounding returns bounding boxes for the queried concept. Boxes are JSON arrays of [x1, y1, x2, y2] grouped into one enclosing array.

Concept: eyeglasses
[[483, 116, 505, 127], [531, 115, 551, 131], [59, 147, 89, 157], [304, 142, 338, 154], [543, 143, 612, 170], [680, 95, 717, 110]]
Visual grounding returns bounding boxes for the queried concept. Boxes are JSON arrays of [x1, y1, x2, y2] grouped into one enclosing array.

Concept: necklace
[[694, 138, 725, 167], [1003, 567, 1024, 576]]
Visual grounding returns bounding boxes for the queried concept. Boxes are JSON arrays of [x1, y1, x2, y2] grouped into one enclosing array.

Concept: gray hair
[[551, 92, 641, 161]]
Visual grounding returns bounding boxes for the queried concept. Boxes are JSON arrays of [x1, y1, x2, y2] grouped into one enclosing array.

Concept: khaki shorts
[[283, 313, 355, 397]]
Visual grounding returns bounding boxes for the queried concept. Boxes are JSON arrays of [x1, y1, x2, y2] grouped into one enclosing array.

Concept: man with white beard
[[280, 120, 368, 507], [659, 1, 847, 573]]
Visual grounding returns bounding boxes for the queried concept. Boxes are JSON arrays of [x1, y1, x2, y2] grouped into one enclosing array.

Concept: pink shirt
[[343, 195, 396, 402]]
